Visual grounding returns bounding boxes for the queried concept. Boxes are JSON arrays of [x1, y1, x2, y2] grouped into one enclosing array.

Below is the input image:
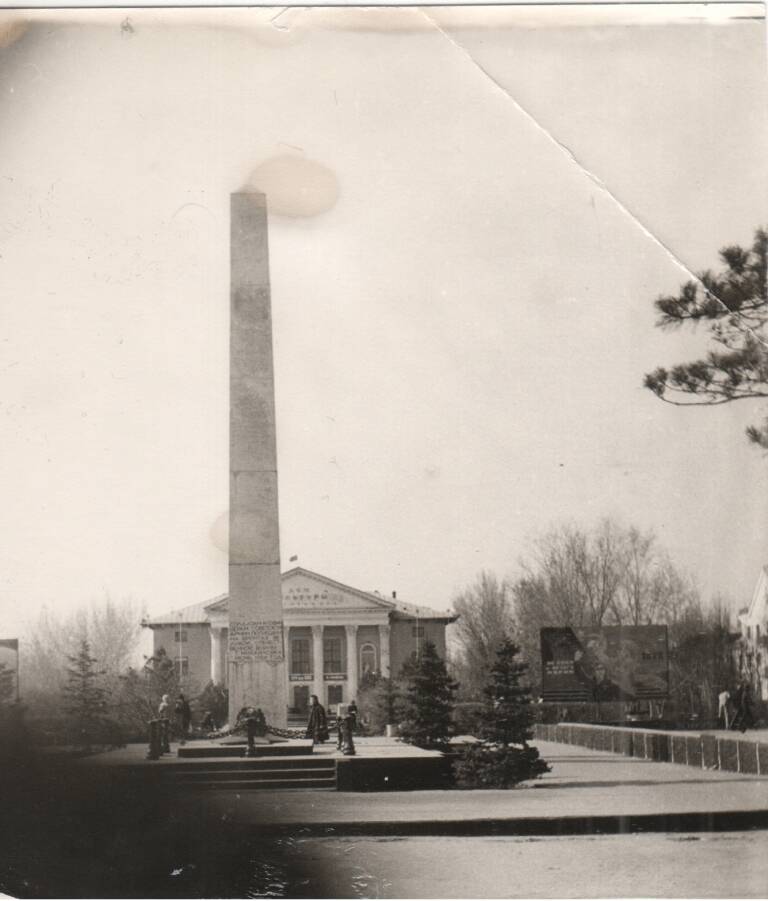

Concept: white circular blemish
[[210, 511, 229, 553], [243, 155, 339, 218]]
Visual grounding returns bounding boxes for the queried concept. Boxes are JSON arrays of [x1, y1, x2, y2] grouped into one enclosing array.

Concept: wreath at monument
[[204, 707, 305, 741]]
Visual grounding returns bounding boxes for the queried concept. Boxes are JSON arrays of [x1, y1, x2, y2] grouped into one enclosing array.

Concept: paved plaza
[[9, 735, 768, 898], [288, 831, 768, 898], [176, 737, 768, 829]]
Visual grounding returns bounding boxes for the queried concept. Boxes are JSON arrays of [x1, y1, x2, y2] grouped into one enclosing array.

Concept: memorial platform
[[83, 736, 453, 791]]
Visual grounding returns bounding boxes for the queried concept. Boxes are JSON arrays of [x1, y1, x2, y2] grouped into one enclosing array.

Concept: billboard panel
[[0, 638, 19, 702], [540, 625, 668, 702]]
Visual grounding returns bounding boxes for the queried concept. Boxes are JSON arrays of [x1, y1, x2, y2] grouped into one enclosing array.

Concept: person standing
[[305, 694, 329, 744], [347, 699, 359, 732], [718, 689, 731, 729], [157, 694, 171, 752], [732, 681, 754, 733], [175, 693, 192, 741]]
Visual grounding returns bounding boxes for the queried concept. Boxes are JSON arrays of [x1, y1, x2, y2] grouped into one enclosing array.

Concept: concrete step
[[167, 755, 338, 791], [172, 757, 336, 775], [183, 779, 338, 791], [175, 766, 335, 781], [173, 770, 337, 791]]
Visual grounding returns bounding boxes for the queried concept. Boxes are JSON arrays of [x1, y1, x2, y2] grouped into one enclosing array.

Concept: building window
[[747, 626, 752, 640], [324, 637, 343, 674], [291, 638, 311, 675], [360, 643, 377, 676], [293, 685, 310, 713], [412, 626, 425, 637], [328, 685, 343, 708], [174, 630, 188, 643], [173, 657, 189, 677]]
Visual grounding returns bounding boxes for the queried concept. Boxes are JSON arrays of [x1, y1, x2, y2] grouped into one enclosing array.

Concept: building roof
[[389, 597, 456, 621], [142, 601, 214, 627], [739, 565, 768, 628], [143, 567, 456, 627]]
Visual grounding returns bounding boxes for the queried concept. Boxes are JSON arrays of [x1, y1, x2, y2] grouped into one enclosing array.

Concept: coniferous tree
[[455, 638, 550, 788], [398, 641, 458, 751], [644, 227, 768, 448], [63, 639, 109, 750]]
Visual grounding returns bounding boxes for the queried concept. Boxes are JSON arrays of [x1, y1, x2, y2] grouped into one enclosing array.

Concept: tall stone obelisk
[[228, 192, 287, 728]]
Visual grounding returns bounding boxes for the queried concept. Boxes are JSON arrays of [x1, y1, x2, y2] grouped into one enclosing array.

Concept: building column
[[312, 624, 324, 702], [210, 627, 224, 684], [345, 624, 359, 703], [379, 623, 391, 678], [283, 625, 291, 665]]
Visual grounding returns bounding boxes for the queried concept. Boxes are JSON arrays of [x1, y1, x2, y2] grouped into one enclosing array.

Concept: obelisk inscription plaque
[[228, 192, 286, 728]]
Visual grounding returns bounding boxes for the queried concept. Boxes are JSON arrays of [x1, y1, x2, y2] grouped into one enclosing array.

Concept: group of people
[[718, 681, 756, 732], [157, 692, 192, 740], [157, 690, 359, 751], [305, 694, 358, 755]]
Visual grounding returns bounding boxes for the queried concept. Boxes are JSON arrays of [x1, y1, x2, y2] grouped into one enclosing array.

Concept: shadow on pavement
[[0, 749, 330, 898]]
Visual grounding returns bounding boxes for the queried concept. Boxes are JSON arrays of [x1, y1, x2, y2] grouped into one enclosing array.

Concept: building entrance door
[[293, 685, 310, 714], [327, 684, 343, 710]]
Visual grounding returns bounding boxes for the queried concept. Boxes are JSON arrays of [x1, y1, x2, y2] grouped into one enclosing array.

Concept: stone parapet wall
[[534, 722, 766, 775]]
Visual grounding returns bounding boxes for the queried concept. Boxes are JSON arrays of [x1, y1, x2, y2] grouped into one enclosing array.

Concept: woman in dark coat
[[731, 681, 755, 733], [175, 693, 192, 737], [305, 694, 329, 743]]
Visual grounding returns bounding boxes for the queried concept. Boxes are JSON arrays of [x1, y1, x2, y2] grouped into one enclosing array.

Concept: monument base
[[178, 739, 313, 759], [218, 733, 287, 746]]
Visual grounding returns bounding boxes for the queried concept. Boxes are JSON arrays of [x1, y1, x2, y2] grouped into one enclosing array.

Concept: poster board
[[540, 625, 669, 702]]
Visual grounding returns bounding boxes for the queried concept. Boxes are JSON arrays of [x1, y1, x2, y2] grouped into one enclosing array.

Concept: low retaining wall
[[534, 723, 766, 776]]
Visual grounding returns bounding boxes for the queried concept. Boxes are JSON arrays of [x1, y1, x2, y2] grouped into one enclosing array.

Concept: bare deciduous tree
[[450, 571, 514, 700], [22, 595, 144, 704], [510, 519, 704, 692]]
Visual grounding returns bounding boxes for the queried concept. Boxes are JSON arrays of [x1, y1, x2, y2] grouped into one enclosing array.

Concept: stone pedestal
[[227, 192, 287, 728]]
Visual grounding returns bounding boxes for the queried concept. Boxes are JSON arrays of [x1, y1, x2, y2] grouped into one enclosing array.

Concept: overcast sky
[[0, 6, 766, 640]]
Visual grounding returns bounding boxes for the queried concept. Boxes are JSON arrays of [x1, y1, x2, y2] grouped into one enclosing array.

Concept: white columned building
[[144, 567, 457, 717]]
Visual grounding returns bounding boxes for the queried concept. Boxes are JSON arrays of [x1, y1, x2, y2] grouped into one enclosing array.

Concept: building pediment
[[281, 569, 394, 613]]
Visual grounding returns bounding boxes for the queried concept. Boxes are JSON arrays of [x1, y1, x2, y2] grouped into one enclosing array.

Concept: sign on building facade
[[540, 625, 669, 702]]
